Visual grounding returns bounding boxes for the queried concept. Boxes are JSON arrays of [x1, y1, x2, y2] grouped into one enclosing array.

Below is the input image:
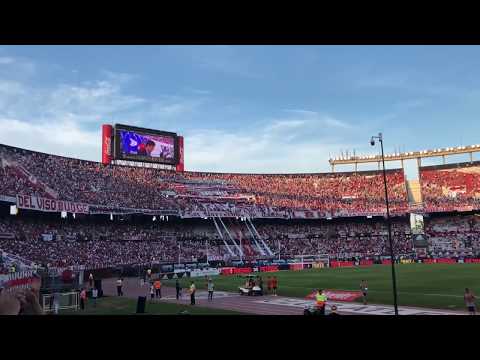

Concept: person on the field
[[189, 281, 196, 306], [92, 287, 98, 308], [315, 289, 327, 315], [150, 284, 155, 301], [116, 278, 123, 296], [88, 273, 94, 288], [175, 279, 181, 300], [267, 276, 272, 295], [207, 279, 214, 301], [80, 288, 87, 310], [464, 288, 476, 315], [360, 280, 368, 305], [154, 279, 162, 298], [272, 276, 278, 296], [256, 276, 263, 295]]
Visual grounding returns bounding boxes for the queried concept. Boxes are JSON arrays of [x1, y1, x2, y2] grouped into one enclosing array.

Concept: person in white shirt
[[150, 284, 155, 301], [207, 279, 214, 301], [116, 278, 123, 296], [189, 281, 196, 305], [92, 288, 98, 307]]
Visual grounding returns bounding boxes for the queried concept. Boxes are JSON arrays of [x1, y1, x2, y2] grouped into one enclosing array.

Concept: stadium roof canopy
[[328, 144, 480, 172]]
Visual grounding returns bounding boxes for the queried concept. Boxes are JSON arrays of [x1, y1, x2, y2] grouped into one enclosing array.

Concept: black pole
[[379, 136, 399, 315]]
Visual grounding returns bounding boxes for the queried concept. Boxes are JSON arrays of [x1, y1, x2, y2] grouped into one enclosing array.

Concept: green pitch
[[165, 263, 480, 310], [61, 296, 245, 315]]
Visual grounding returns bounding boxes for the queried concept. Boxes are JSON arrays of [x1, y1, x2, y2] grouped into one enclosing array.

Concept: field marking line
[[260, 284, 465, 298]]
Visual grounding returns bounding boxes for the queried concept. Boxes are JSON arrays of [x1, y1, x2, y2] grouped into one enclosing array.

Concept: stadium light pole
[[370, 132, 399, 316], [206, 240, 209, 266], [178, 243, 181, 266]]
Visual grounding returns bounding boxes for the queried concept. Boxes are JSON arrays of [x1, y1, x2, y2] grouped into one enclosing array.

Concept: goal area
[[294, 254, 330, 268], [42, 291, 79, 314]]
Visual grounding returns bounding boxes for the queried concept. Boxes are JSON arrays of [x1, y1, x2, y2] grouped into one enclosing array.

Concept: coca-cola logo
[[104, 136, 111, 156]]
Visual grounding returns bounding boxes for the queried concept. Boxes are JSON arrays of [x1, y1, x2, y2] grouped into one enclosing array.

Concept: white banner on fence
[[16, 194, 89, 214], [188, 268, 220, 278], [0, 194, 16, 203]]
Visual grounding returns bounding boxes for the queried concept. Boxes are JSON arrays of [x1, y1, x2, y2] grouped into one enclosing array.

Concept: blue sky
[[0, 45, 479, 179]]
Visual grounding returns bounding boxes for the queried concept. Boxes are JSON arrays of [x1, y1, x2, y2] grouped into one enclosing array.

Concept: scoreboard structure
[[102, 123, 184, 172]]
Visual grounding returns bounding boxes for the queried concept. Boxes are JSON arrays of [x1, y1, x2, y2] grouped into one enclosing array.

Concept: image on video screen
[[119, 130, 175, 162]]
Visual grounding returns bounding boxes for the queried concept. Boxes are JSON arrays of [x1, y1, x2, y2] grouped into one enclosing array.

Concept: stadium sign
[[16, 195, 89, 214], [306, 290, 363, 302], [188, 268, 220, 278]]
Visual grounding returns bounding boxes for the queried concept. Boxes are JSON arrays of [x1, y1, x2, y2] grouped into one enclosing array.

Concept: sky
[[0, 45, 479, 179]]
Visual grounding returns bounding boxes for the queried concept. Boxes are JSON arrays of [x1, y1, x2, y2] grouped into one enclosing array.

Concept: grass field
[[61, 296, 245, 315], [164, 263, 480, 310]]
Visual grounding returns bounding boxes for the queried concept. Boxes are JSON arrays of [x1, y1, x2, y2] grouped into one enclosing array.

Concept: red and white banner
[[101, 124, 113, 165], [176, 135, 184, 172], [465, 258, 480, 263], [330, 260, 355, 268], [0, 271, 38, 291], [306, 289, 363, 302], [16, 195, 89, 214]]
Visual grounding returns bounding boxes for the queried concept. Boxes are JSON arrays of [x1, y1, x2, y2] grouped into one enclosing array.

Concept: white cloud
[[187, 88, 211, 95], [0, 57, 15, 65], [268, 111, 352, 133], [0, 56, 36, 78], [266, 119, 307, 132], [0, 58, 209, 162], [323, 116, 351, 129], [182, 45, 262, 78], [356, 73, 409, 89], [0, 54, 364, 174], [393, 99, 429, 112], [185, 112, 361, 173], [283, 109, 318, 116], [0, 118, 100, 160]]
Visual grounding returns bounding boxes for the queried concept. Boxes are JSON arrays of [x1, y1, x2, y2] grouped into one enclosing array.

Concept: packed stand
[[257, 219, 413, 259], [0, 213, 417, 268], [0, 144, 408, 217], [420, 162, 480, 212], [424, 214, 480, 257]]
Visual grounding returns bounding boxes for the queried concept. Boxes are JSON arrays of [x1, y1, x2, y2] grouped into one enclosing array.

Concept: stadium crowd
[[424, 214, 480, 257], [257, 220, 413, 259], [420, 163, 480, 212], [0, 214, 416, 268], [0, 144, 409, 217], [3, 143, 480, 270]]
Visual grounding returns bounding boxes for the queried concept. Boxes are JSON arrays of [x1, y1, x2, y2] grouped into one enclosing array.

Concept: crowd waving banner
[[0, 271, 38, 292], [16, 195, 89, 214]]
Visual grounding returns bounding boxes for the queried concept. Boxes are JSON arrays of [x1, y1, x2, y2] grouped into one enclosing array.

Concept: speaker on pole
[[136, 296, 147, 314]]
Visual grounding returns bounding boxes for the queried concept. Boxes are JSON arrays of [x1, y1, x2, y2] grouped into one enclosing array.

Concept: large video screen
[[114, 124, 178, 165]]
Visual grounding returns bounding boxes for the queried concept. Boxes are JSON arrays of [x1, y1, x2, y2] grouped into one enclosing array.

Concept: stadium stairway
[[407, 179, 423, 204], [227, 219, 257, 258]]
